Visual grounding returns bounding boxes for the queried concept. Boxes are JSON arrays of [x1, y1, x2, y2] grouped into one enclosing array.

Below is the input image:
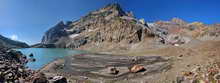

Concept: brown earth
[[39, 40, 220, 83], [37, 3, 220, 83]]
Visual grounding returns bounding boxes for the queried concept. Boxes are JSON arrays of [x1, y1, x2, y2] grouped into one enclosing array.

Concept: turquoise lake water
[[17, 48, 85, 70]]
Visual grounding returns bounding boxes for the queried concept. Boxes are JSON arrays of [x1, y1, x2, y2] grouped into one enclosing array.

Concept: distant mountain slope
[[40, 3, 154, 49], [40, 3, 220, 50], [0, 34, 29, 48]]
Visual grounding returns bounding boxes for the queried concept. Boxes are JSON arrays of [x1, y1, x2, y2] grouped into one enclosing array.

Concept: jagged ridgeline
[[0, 34, 29, 48], [38, 3, 220, 49], [40, 3, 154, 49]]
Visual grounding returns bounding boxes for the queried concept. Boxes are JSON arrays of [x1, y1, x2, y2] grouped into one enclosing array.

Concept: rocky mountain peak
[[40, 3, 153, 49], [89, 3, 126, 18], [171, 17, 187, 25], [56, 21, 66, 27], [41, 21, 68, 44], [102, 3, 122, 11]]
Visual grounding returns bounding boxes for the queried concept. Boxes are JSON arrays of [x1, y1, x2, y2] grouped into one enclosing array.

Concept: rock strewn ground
[[40, 54, 171, 83], [0, 48, 34, 82], [0, 47, 69, 83], [39, 40, 220, 83]]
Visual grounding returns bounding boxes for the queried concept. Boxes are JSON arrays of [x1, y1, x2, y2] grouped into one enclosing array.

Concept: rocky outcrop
[[49, 76, 67, 83], [40, 3, 220, 49], [41, 3, 153, 49], [148, 18, 220, 46], [0, 49, 34, 82], [42, 21, 68, 44], [0, 34, 29, 48], [33, 73, 49, 83], [130, 64, 146, 73]]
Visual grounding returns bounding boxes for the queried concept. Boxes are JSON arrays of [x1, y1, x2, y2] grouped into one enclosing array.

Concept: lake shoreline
[[0, 48, 37, 82], [39, 52, 171, 82], [36, 40, 220, 83], [17, 48, 85, 70]]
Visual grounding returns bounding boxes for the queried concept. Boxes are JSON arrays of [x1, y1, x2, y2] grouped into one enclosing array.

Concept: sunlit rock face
[[41, 3, 153, 49], [41, 3, 220, 49], [41, 21, 68, 44]]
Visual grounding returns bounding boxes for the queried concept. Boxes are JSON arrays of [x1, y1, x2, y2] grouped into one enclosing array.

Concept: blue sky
[[0, 0, 219, 44]]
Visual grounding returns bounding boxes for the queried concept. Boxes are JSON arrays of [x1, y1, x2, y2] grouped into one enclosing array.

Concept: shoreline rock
[[0, 48, 68, 83], [0, 49, 34, 82]]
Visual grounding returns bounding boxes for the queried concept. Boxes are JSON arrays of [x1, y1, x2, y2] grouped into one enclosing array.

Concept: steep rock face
[[0, 35, 29, 48], [40, 3, 220, 49], [41, 3, 152, 49], [42, 21, 68, 44]]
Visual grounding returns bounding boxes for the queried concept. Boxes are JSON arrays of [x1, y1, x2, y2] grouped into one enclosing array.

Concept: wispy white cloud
[[7, 34, 30, 45], [10, 34, 18, 40]]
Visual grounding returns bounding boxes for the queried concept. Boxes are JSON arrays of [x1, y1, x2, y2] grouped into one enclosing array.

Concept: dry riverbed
[[39, 40, 220, 83], [40, 53, 172, 83]]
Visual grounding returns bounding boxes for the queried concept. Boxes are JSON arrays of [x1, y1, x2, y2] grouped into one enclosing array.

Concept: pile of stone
[[32, 73, 67, 83], [108, 64, 146, 75], [157, 34, 191, 46], [130, 64, 146, 73], [0, 49, 34, 82], [49, 75, 67, 83], [177, 62, 220, 83], [108, 67, 119, 75], [0, 48, 68, 83]]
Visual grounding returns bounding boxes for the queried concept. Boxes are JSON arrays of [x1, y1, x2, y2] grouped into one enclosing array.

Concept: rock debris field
[[41, 54, 171, 82]]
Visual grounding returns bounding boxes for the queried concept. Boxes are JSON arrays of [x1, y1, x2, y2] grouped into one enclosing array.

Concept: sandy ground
[[40, 40, 220, 83]]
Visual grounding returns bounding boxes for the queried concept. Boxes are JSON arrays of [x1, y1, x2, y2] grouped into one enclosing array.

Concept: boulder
[[214, 73, 220, 80], [4, 72, 13, 80], [29, 58, 36, 62], [50, 76, 67, 83], [33, 77, 49, 83], [164, 34, 191, 45], [130, 64, 146, 73], [108, 67, 119, 75], [181, 71, 194, 77], [176, 76, 184, 83], [33, 73, 49, 83], [29, 53, 34, 57]]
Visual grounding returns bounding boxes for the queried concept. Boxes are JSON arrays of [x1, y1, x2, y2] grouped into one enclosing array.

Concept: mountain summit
[[42, 21, 68, 44], [40, 3, 220, 51], [98, 3, 126, 16]]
